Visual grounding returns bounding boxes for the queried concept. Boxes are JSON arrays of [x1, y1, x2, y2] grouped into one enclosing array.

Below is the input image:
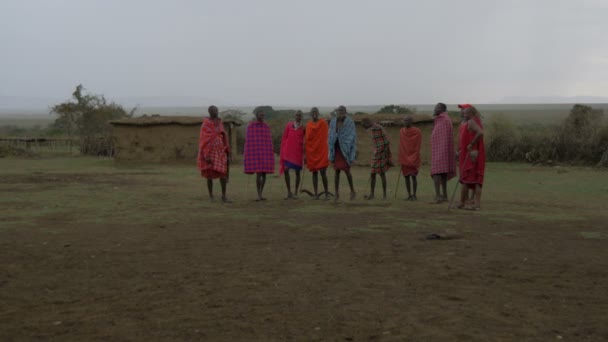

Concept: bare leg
[[380, 172, 387, 199], [458, 183, 468, 208], [220, 178, 231, 203], [284, 169, 293, 199], [294, 170, 301, 198], [256, 172, 267, 201], [440, 174, 448, 200], [367, 173, 376, 200], [474, 184, 482, 209], [468, 188, 475, 205], [412, 175, 417, 200], [345, 169, 356, 200], [405, 175, 412, 198], [334, 169, 340, 202], [312, 171, 319, 199], [260, 173, 267, 200], [320, 168, 329, 200], [206, 178, 214, 200], [432, 174, 442, 199], [256, 172, 263, 200]]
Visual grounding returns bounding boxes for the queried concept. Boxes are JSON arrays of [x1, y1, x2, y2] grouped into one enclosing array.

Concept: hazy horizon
[[2, 0, 607, 108], [3, 102, 608, 119]]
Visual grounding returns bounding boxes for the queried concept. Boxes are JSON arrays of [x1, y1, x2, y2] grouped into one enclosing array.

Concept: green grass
[[1, 157, 607, 231], [579, 232, 606, 240]]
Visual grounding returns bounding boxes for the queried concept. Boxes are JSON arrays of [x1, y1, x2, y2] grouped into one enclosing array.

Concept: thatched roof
[[109, 115, 242, 126], [350, 114, 460, 126]]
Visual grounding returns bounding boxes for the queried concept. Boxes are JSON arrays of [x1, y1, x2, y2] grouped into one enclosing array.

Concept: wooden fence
[[0, 138, 79, 153]]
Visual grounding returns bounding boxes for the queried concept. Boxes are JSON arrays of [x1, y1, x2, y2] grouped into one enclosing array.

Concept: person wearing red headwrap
[[456, 104, 485, 210]]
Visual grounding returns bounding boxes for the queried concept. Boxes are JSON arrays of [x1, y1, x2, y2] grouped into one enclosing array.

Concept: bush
[[596, 125, 608, 167], [486, 113, 517, 161], [377, 105, 416, 115], [485, 104, 607, 165], [554, 104, 604, 162]]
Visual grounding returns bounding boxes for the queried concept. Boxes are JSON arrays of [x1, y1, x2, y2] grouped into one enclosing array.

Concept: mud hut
[[109, 116, 241, 162], [348, 114, 460, 166]]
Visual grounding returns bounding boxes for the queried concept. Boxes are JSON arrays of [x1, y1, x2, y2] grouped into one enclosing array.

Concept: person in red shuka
[[399, 115, 422, 201], [456, 104, 485, 210], [197, 105, 231, 203]]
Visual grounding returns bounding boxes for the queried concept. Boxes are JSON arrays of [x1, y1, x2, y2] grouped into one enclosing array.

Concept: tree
[[557, 104, 605, 162], [376, 105, 417, 115], [51, 84, 133, 155], [219, 109, 246, 122], [253, 105, 275, 119], [564, 104, 602, 134], [252, 105, 295, 121]]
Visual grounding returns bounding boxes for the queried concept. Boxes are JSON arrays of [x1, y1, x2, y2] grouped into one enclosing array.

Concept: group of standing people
[[427, 103, 486, 210], [197, 103, 485, 210]]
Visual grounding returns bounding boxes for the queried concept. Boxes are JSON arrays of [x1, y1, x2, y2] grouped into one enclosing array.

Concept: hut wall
[[113, 125, 200, 162], [113, 122, 239, 162]]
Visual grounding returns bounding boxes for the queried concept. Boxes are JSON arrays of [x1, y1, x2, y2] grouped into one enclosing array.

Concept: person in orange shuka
[[304, 107, 330, 200]]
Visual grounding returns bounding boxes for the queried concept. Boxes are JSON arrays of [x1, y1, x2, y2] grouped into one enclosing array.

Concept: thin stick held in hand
[[448, 152, 468, 211], [394, 170, 400, 199]]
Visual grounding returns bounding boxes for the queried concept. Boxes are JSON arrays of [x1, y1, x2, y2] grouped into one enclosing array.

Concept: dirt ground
[[1, 158, 608, 341]]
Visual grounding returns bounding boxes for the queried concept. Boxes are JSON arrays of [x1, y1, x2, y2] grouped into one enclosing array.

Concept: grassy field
[[1, 157, 608, 340], [1, 157, 607, 227]]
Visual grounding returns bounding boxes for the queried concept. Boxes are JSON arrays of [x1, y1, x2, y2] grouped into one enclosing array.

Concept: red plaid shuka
[[243, 121, 275, 174], [197, 118, 229, 179], [430, 112, 455, 179], [368, 124, 393, 174]]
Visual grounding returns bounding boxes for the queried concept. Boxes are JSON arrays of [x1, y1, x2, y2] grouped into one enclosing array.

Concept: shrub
[[486, 113, 517, 161], [596, 125, 608, 167], [555, 104, 604, 162], [484, 104, 607, 165], [377, 105, 416, 115]]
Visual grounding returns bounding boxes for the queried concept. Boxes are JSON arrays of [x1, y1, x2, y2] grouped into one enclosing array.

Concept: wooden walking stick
[[394, 170, 401, 199], [448, 152, 468, 212]]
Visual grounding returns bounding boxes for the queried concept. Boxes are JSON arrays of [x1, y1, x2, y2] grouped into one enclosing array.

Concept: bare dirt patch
[[1, 210, 607, 341], [1, 160, 607, 341]]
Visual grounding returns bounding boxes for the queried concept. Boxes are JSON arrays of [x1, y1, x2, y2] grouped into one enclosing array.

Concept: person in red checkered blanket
[[197, 105, 231, 203], [430, 102, 456, 204]]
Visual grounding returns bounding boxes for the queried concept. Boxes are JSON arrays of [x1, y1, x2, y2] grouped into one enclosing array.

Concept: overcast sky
[[1, 0, 607, 107]]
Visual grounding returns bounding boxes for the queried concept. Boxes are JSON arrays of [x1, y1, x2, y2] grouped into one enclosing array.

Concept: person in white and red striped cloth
[[430, 102, 455, 204]]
